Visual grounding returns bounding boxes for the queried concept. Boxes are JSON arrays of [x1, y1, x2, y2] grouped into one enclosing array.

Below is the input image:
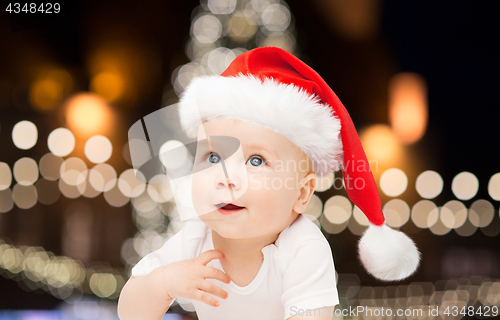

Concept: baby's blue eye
[[247, 156, 265, 167], [205, 153, 266, 166], [206, 153, 221, 164]]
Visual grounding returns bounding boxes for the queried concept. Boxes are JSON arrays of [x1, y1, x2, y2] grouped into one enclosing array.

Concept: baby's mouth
[[215, 203, 245, 210]]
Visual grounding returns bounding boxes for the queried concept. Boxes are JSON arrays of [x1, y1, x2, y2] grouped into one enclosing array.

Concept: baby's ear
[[293, 173, 317, 213]]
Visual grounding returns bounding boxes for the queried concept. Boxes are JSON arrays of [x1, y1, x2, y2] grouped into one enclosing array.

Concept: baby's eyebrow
[[243, 143, 279, 158], [196, 139, 279, 158]]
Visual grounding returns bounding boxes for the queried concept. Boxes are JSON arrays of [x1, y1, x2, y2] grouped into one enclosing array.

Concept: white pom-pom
[[358, 224, 420, 281]]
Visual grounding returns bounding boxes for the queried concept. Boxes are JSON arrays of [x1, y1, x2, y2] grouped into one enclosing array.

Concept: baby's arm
[[118, 250, 231, 320], [117, 268, 173, 320]]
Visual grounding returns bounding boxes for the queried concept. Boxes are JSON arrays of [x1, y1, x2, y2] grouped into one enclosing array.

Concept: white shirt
[[132, 214, 339, 320]]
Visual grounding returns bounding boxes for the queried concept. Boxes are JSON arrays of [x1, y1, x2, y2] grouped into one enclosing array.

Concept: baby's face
[[191, 118, 314, 240]]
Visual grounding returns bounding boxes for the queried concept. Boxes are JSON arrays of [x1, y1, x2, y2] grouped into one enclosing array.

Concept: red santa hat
[[178, 46, 420, 281]]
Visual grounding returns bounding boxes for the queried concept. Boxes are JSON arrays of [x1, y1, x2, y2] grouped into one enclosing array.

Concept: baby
[[118, 47, 419, 320]]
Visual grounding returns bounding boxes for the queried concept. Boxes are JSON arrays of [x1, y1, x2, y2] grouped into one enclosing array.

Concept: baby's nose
[[217, 178, 236, 189]]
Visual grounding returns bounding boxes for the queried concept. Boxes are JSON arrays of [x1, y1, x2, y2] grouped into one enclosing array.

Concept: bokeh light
[[60, 157, 87, 186], [411, 200, 439, 229], [122, 142, 133, 166], [452, 172, 479, 201], [429, 209, 451, 236], [147, 175, 173, 203], [320, 215, 348, 234], [455, 217, 477, 237], [77, 179, 101, 199], [47, 128, 75, 157], [0, 189, 14, 213], [29, 78, 63, 111], [348, 207, 368, 236], [118, 169, 146, 198], [89, 273, 117, 298], [0, 162, 12, 190], [480, 209, 500, 237], [469, 199, 494, 228], [303, 194, 322, 218], [88, 164, 117, 192], [172, 62, 207, 95], [416, 170, 443, 199], [104, 184, 130, 207], [35, 178, 60, 205], [133, 229, 166, 257], [39, 153, 64, 181], [121, 238, 140, 265], [258, 31, 296, 52], [12, 121, 38, 150], [205, 47, 237, 75], [192, 14, 223, 44], [318, 0, 380, 41], [323, 195, 352, 224], [261, 4, 291, 32], [228, 11, 258, 42], [29, 69, 72, 112], [90, 72, 125, 102], [315, 172, 335, 192], [487, 173, 500, 201], [58, 179, 82, 199], [353, 205, 369, 226], [380, 168, 408, 197], [360, 125, 401, 166], [65, 93, 111, 137], [383, 199, 410, 228], [208, 0, 237, 14], [13, 157, 39, 186], [84, 135, 113, 164], [12, 184, 38, 209], [132, 192, 158, 214], [1, 246, 23, 274], [174, 0, 298, 99], [440, 200, 467, 229], [389, 72, 428, 144]]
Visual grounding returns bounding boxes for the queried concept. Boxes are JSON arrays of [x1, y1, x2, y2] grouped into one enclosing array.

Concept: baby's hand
[[162, 249, 230, 307]]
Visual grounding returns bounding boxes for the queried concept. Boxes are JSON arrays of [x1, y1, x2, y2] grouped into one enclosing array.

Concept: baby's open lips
[[215, 203, 245, 210]]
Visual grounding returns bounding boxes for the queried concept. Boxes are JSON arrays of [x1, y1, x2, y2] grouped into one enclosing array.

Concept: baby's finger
[[203, 266, 231, 284], [199, 280, 228, 300], [195, 289, 221, 307], [195, 250, 225, 266]]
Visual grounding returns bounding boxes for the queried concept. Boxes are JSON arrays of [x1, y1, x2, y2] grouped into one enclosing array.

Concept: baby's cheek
[[247, 171, 269, 191], [191, 173, 212, 206]]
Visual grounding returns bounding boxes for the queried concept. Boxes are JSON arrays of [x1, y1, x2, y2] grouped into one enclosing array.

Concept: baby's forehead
[[197, 117, 311, 160]]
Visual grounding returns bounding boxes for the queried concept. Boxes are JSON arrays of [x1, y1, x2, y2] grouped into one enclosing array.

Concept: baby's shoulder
[[275, 214, 329, 253]]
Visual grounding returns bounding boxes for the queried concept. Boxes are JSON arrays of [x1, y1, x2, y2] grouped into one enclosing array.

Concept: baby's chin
[[199, 217, 249, 239]]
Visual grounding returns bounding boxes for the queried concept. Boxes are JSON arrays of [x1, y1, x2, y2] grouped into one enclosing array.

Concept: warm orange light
[[313, 0, 381, 41], [29, 68, 73, 112], [65, 93, 110, 137], [360, 124, 402, 166], [90, 71, 125, 101], [389, 72, 428, 144], [29, 78, 63, 111]]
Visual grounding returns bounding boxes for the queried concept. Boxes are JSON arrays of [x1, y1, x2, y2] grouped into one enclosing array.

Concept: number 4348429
[[6, 3, 60, 13], [444, 305, 499, 317]]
